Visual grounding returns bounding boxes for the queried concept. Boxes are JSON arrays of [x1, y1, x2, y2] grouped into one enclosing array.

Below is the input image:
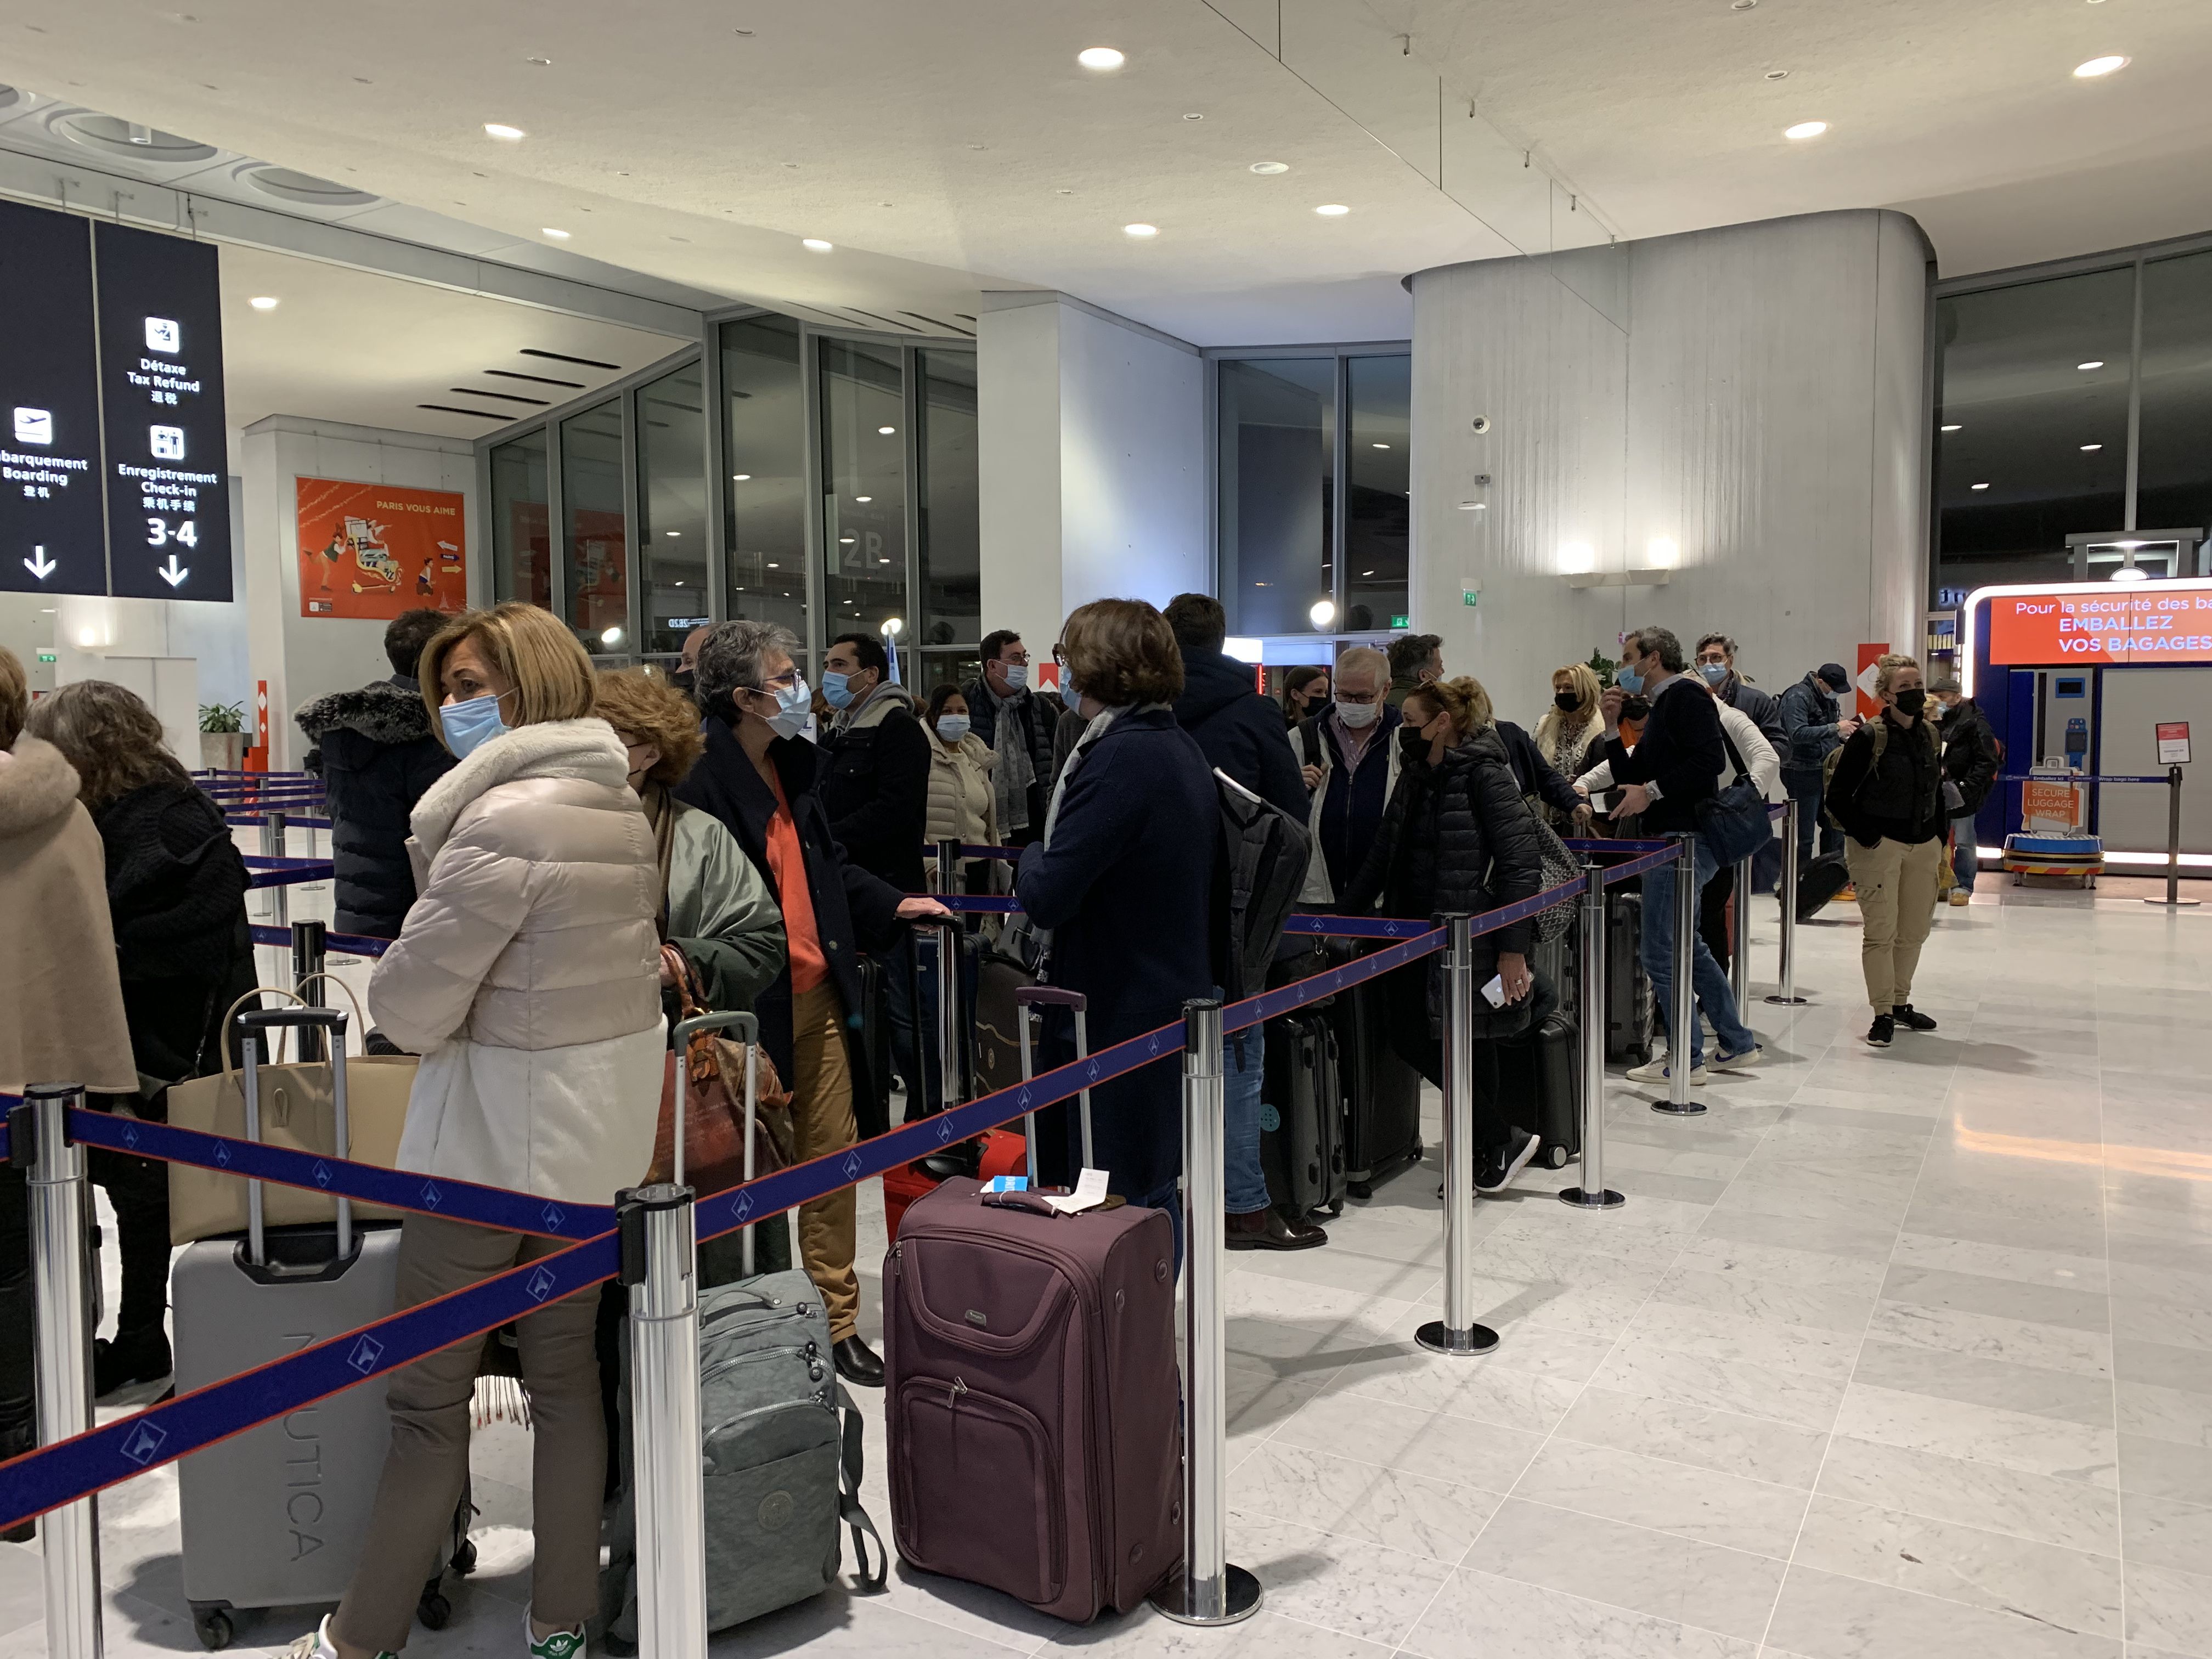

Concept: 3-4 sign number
[[146, 517, 198, 549]]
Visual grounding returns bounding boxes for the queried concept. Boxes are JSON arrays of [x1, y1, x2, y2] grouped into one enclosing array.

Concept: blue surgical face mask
[[1699, 662, 1728, 687], [439, 690, 512, 758], [821, 670, 855, 710], [1614, 663, 1645, 696], [1000, 661, 1028, 692], [754, 675, 811, 740], [936, 714, 971, 743]]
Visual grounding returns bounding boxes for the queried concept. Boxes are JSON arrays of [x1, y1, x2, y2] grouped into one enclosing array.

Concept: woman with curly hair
[[1532, 661, 1605, 825]]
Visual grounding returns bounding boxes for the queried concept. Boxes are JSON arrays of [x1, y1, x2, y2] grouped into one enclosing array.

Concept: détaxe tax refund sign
[[1987, 589, 2212, 667]]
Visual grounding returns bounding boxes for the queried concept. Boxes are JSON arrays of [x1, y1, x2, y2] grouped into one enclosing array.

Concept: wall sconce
[[1645, 537, 1679, 569], [1558, 541, 1596, 575]]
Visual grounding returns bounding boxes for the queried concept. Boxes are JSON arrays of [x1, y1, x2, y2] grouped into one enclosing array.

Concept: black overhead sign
[[0, 199, 107, 596], [0, 198, 233, 602]]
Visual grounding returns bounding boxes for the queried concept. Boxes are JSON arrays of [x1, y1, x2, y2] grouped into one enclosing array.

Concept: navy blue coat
[[1173, 648, 1308, 821], [295, 676, 454, 938], [1016, 708, 1216, 1201]]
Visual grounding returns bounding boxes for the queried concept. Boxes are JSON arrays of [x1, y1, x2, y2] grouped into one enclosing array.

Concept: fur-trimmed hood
[[409, 715, 630, 859], [0, 736, 83, 839], [295, 676, 436, 748]]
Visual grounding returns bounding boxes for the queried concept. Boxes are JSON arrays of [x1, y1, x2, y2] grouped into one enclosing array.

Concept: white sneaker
[[283, 1617, 394, 1659], [1709, 1045, 1764, 1075], [527, 1606, 588, 1658], [1626, 1056, 1709, 1085]]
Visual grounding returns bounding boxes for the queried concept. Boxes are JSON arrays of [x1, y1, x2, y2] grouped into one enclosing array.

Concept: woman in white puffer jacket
[[296, 603, 661, 1659]]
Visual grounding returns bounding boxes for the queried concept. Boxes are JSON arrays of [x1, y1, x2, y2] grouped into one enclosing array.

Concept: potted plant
[[199, 702, 247, 771]]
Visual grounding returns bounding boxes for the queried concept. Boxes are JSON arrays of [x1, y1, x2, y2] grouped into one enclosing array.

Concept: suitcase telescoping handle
[[671, 1009, 760, 1274], [1013, 986, 1093, 1175], [235, 1005, 352, 1269]]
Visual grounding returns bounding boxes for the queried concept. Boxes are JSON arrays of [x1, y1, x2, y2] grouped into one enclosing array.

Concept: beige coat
[[0, 737, 135, 1096], [370, 718, 664, 1205], [924, 731, 999, 850]]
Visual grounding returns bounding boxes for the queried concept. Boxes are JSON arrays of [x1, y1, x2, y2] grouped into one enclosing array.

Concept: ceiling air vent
[[244, 166, 379, 208], [520, 348, 620, 370], [52, 111, 217, 163]]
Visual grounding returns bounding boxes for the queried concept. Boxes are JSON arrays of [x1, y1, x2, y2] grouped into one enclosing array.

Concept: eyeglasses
[[749, 667, 800, 692]]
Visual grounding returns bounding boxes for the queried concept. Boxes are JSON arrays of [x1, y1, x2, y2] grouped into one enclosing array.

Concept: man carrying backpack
[[1166, 593, 1325, 1251]]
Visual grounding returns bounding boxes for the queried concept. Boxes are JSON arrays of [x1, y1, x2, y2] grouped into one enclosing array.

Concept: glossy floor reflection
[[7, 872, 2209, 1655]]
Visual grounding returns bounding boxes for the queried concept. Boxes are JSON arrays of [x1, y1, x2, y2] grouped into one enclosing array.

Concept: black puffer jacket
[[1172, 647, 1307, 820], [1341, 725, 1544, 1037], [295, 675, 455, 937], [92, 779, 259, 1102]]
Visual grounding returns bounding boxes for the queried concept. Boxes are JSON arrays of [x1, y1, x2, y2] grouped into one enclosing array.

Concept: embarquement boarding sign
[[1987, 588, 2212, 667]]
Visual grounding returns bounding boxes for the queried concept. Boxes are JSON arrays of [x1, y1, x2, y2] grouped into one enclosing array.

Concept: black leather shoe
[[1224, 1207, 1328, 1251], [94, 1322, 172, 1400], [833, 1335, 885, 1388]]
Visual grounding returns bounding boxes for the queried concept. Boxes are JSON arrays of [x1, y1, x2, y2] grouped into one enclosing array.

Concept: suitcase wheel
[[1542, 1144, 1568, 1170], [190, 1605, 234, 1651], [1346, 1180, 1373, 1201], [418, 1588, 453, 1630]]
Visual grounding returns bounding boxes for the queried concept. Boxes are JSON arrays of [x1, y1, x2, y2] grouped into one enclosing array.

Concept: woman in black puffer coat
[[25, 681, 259, 1398], [1342, 675, 1547, 1192]]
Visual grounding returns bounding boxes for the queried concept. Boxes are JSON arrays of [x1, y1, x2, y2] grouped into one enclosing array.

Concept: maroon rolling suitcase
[[884, 1176, 1181, 1621]]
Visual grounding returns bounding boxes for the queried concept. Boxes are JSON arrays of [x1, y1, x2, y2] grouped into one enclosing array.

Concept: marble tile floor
[[8, 873, 2211, 1656]]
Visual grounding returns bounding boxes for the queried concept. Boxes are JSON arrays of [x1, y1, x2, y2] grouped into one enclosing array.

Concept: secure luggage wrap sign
[[1986, 585, 2212, 667]]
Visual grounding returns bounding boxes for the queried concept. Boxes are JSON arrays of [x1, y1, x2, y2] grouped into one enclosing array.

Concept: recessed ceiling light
[[732, 473, 752, 481], [2073, 55, 2128, 77], [839, 536, 856, 544], [1314, 203, 1351, 216], [1784, 121, 1828, 140], [802, 238, 833, 252], [525, 55, 552, 66], [1250, 161, 1290, 174], [1372, 443, 1390, 449], [1362, 569, 1374, 576], [1971, 482, 1991, 490], [1940, 423, 1962, 432], [768, 562, 780, 568], [1077, 47, 1125, 70], [855, 495, 872, 502], [2081, 443, 2104, 451], [1183, 112, 1204, 121], [2079, 360, 2104, 370], [1765, 70, 1790, 80], [665, 529, 681, 537], [541, 227, 570, 239], [1124, 223, 1159, 238], [878, 425, 896, 435], [248, 295, 279, 311], [483, 122, 525, 140]]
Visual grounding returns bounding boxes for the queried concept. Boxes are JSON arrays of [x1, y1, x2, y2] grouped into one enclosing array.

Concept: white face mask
[[1336, 699, 1380, 729]]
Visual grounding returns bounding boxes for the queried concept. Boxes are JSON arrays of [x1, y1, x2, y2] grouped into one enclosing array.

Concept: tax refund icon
[[143, 315, 181, 353]]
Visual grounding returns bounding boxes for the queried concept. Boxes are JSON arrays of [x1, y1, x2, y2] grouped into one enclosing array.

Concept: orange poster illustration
[[297, 477, 467, 619]]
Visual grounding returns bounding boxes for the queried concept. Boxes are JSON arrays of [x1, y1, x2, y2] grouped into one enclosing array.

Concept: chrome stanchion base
[[1149, 1564, 1264, 1627], [1559, 1186, 1626, 1209], [2143, 896, 2202, 906], [1650, 1097, 1708, 1116], [1764, 994, 1810, 1005], [1415, 1319, 1500, 1357]]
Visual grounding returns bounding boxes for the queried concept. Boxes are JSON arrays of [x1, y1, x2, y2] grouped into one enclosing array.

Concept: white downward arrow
[[22, 546, 56, 580], [158, 554, 189, 588]]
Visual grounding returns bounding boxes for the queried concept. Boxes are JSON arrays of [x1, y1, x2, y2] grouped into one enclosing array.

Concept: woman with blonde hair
[[1534, 662, 1605, 790], [1342, 675, 1548, 1194], [292, 603, 661, 1659]]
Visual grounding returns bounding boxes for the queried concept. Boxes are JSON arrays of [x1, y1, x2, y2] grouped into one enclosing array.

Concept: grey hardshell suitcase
[[173, 1006, 406, 1654], [1261, 1012, 1345, 1218]]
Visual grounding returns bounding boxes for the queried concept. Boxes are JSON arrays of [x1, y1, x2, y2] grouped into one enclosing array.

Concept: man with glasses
[[962, 631, 1062, 848], [1289, 645, 1402, 905]]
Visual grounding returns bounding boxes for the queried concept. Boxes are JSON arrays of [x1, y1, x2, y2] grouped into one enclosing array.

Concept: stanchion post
[[1729, 853, 1753, 1010], [1417, 915, 1501, 1355], [1767, 800, 1809, 1005], [1562, 865, 1624, 1209], [264, 810, 289, 929], [934, 836, 961, 899], [1654, 833, 1708, 1116], [22, 1082, 104, 1658], [291, 919, 328, 1063], [1149, 1000, 1261, 1627], [2145, 766, 2200, 908], [932, 921, 962, 1110]]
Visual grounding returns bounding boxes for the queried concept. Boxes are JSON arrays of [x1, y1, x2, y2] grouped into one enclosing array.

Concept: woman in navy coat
[[1017, 599, 1216, 1214]]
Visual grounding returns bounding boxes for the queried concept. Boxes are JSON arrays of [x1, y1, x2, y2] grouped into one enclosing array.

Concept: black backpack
[[1212, 769, 1315, 1002]]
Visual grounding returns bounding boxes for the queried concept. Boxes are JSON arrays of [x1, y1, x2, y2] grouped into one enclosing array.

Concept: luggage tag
[[978, 1167, 1117, 1217], [980, 1176, 1029, 1194]]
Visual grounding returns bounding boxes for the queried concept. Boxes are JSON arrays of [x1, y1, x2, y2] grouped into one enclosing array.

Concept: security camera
[[1473, 475, 1491, 487], [1471, 416, 1492, 435]]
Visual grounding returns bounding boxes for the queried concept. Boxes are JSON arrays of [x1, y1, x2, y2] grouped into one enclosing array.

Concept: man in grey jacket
[[1778, 663, 1860, 867]]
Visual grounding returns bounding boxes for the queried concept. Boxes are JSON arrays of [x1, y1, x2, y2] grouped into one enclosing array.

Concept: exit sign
[[1390, 613, 1410, 629], [36, 650, 57, 663]]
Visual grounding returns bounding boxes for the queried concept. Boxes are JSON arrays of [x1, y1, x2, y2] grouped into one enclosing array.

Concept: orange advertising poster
[[297, 477, 466, 620], [1987, 586, 2212, 668]]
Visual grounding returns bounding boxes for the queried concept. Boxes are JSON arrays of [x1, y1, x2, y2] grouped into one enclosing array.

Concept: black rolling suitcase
[[1604, 891, 1654, 1065], [1260, 1012, 1345, 1218], [1499, 1009, 1580, 1170], [1329, 940, 1423, 1198], [1797, 850, 1852, 921]]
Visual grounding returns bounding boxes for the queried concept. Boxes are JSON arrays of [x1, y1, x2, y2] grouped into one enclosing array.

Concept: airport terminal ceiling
[[0, 0, 2209, 349]]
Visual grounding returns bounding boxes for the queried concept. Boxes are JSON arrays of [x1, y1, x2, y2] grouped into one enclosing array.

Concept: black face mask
[[1893, 689, 1928, 717], [1622, 696, 1651, 721], [1554, 690, 1580, 713], [671, 668, 697, 696]]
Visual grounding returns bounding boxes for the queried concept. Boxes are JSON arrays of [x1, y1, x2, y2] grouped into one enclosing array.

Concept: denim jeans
[[1951, 812, 1980, 891], [1223, 1028, 1270, 1215], [1641, 838, 1756, 1069]]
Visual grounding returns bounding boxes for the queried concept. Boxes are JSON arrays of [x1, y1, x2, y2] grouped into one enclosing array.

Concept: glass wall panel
[[1345, 355, 1411, 633], [2139, 250, 2212, 545], [917, 349, 979, 649], [637, 360, 707, 659], [722, 315, 808, 648], [819, 337, 909, 641], [560, 399, 629, 654], [489, 429, 550, 608], [1934, 268, 2135, 596], [1218, 358, 1335, 636]]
